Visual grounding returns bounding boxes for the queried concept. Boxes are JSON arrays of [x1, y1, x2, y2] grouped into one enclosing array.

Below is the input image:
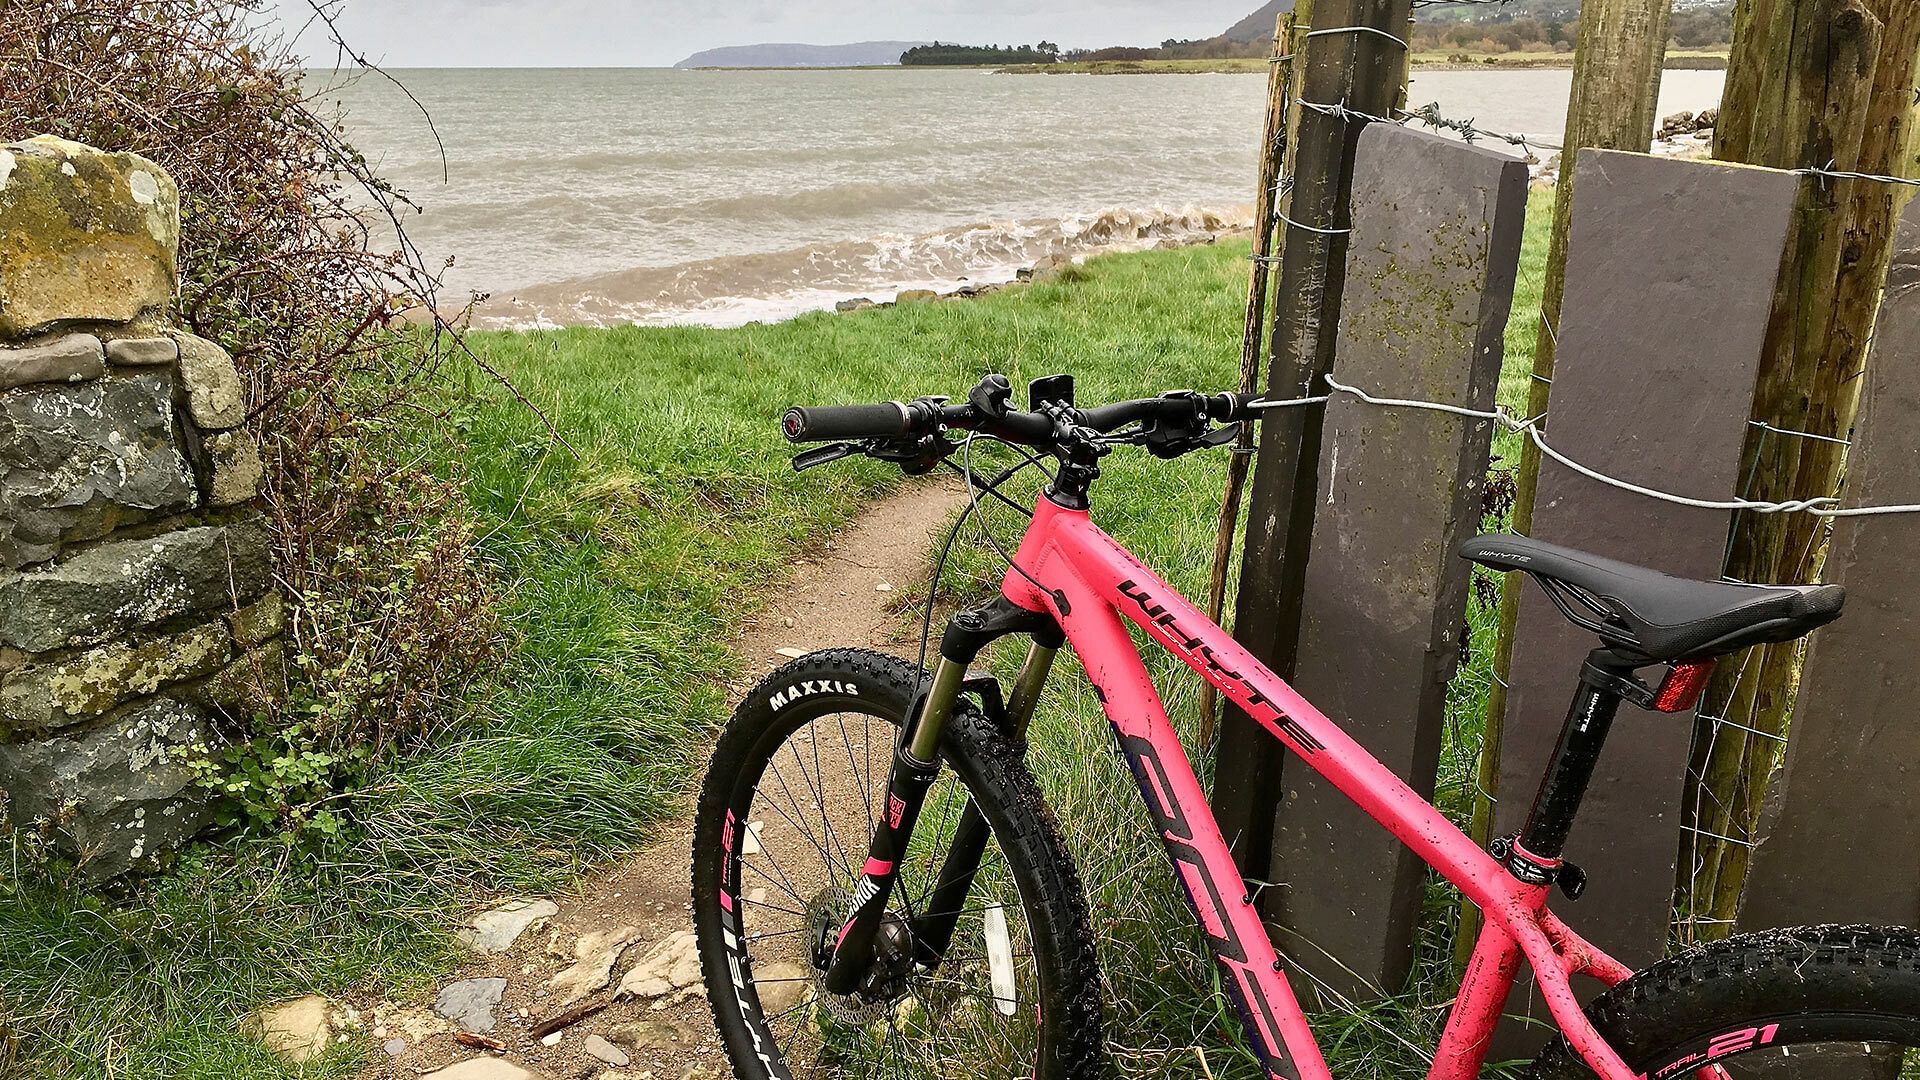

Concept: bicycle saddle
[[1460, 534, 1845, 663]]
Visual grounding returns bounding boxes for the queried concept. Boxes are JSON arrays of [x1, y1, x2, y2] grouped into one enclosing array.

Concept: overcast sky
[[269, 1, 1259, 68]]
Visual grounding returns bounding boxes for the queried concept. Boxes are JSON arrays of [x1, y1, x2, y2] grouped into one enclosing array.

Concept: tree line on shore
[[900, 41, 1060, 65]]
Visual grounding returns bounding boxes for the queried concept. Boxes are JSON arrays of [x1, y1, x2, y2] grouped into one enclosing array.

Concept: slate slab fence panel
[[1488, 149, 1799, 1052], [1267, 123, 1529, 1003]]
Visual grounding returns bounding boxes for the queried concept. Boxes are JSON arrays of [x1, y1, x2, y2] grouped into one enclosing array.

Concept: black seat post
[[1509, 649, 1644, 877]]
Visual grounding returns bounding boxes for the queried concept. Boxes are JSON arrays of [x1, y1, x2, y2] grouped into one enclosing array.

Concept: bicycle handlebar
[[782, 378, 1257, 453]]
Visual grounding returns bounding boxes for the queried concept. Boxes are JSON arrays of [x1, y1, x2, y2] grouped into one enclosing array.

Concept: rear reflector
[[1653, 660, 1716, 713]]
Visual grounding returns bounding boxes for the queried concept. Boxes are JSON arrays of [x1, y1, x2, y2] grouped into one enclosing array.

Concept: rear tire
[[1528, 925, 1920, 1079], [691, 648, 1106, 1079]]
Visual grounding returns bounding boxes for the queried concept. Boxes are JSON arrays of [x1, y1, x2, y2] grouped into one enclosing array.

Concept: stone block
[[105, 336, 178, 367], [0, 333, 104, 391], [172, 333, 244, 429], [0, 136, 179, 338], [204, 429, 264, 506], [0, 696, 211, 880], [0, 622, 229, 731], [0, 517, 271, 652], [0, 370, 198, 568], [227, 592, 285, 648], [193, 640, 287, 719]]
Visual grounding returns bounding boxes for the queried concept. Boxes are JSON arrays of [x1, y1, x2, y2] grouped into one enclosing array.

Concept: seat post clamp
[[1579, 659, 1658, 711]]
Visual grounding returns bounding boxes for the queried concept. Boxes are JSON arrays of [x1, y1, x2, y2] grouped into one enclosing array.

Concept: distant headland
[[672, 41, 929, 68]]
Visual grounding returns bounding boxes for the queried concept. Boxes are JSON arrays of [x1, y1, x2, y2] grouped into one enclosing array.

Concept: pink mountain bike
[[693, 374, 1919, 1079]]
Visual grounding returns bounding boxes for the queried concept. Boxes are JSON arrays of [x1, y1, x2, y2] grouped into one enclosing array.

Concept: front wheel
[[691, 647, 1106, 1080], [1529, 924, 1920, 1078]]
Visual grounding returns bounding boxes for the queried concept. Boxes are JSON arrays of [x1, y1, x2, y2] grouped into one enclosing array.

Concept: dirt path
[[362, 478, 968, 1080]]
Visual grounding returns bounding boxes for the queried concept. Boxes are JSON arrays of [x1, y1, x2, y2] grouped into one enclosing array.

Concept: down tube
[[1039, 577, 1335, 1080]]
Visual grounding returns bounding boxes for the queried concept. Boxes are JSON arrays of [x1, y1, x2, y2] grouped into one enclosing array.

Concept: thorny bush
[[0, 1, 509, 833]]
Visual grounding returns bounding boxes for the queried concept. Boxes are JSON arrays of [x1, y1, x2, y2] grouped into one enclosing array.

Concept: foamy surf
[[470, 205, 1252, 330]]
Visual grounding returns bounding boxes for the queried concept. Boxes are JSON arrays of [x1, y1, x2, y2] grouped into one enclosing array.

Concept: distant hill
[[672, 41, 930, 68], [1224, 0, 1296, 43]]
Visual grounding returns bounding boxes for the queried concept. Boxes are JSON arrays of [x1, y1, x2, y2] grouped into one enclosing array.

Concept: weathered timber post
[[1685, 0, 1920, 938], [1488, 150, 1798, 1054], [1216, 0, 1415, 887], [1270, 124, 1527, 1004], [0, 136, 283, 880], [1738, 199, 1920, 935], [1460, 0, 1676, 971], [1201, 6, 1307, 747]]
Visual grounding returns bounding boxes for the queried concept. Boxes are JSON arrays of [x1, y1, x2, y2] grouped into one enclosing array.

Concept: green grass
[[0, 189, 1557, 1077]]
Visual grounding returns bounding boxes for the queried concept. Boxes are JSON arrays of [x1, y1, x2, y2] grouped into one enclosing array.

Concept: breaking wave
[[473, 204, 1252, 330]]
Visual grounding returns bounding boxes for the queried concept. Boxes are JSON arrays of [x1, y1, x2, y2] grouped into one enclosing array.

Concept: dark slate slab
[[0, 696, 211, 880], [1491, 149, 1798, 1051], [1739, 197, 1920, 934], [0, 371, 197, 568], [0, 516, 270, 653], [1271, 124, 1528, 1002]]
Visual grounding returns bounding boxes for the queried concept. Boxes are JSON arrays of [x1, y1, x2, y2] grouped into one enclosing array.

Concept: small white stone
[[876, 582, 892, 592], [774, 647, 805, 659], [541, 1031, 563, 1047]]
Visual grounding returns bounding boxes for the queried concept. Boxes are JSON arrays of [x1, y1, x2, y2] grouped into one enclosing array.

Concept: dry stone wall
[[0, 135, 282, 879]]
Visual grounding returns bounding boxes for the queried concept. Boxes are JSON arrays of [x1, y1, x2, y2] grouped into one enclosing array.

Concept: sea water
[[319, 66, 1726, 327]]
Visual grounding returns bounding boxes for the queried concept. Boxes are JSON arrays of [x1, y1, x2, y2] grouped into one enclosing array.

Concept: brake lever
[[792, 442, 859, 472]]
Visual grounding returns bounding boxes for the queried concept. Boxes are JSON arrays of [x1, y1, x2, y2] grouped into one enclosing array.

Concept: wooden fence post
[[1487, 150, 1798, 1055], [1461, 0, 1676, 971], [1215, 0, 1415, 886], [1201, 6, 1307, 748], [1738, 199, 1920, 933], [1270, 124, 1527, 1004], [1683, 0, 1920, 939]]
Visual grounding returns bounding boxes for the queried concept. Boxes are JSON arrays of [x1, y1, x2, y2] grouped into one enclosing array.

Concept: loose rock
[[250, 994, 335, 1064], [751, 962, 811, 1016], [435, 977, 509, 1033], [583, 1034, 631, 1067], [834, 297, 876, 312], [894, 288, 937, 303], [420, 1059, 549, 1080], [546, 924, 640, 1005], [615, 930, 702, 1000], [457, 898, 560, 955]]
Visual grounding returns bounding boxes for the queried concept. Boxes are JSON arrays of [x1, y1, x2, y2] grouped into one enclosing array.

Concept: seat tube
[[1513, 650, 1635, 868]]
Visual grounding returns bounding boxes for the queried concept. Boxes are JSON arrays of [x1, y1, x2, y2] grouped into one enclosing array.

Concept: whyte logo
[[1116, 579, 1323, 754]]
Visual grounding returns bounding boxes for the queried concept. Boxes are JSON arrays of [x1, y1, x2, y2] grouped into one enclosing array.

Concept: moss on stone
[[0, 136, 180, 338]]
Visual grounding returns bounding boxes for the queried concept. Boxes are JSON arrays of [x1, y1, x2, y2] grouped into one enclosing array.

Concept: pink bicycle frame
[[998, 492, 1650, 1080]]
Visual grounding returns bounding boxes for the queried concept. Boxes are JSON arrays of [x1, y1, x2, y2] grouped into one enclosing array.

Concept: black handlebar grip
[[782, 401, 913, 442]]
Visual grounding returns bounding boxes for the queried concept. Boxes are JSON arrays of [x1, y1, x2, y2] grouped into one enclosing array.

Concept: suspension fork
[[823, 600, 1061, 994], [914, 639, 1057, 964]]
